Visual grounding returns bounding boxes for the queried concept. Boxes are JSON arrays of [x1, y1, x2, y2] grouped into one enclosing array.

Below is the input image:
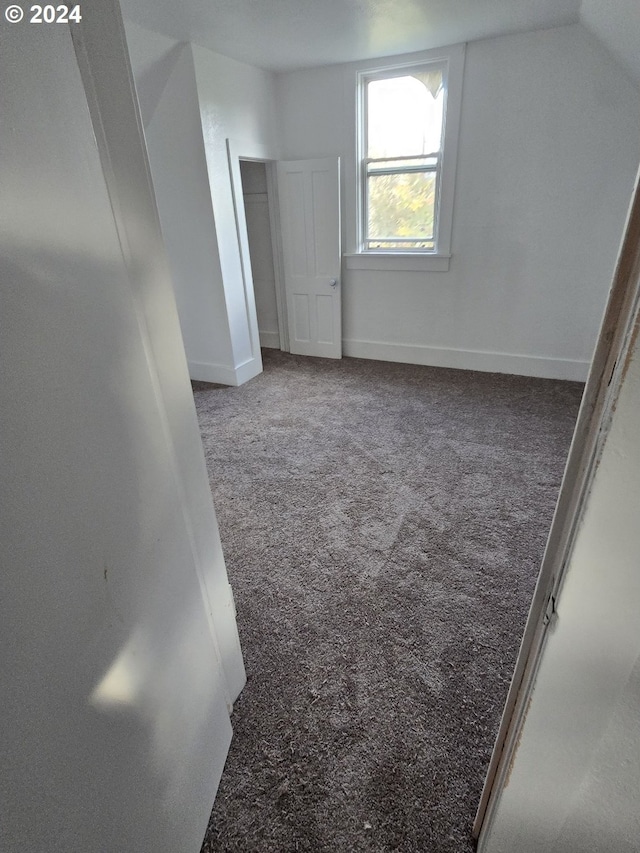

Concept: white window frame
[[346, 43, 465, 273]]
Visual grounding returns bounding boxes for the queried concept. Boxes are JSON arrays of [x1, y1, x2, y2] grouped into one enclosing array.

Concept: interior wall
[[124, 21, 235, 382], [125, 21, 281, 385], [276, 23, 640, 380], [1, 6, 243, 850], [580, 0, 640, 86], [240, 160, 280, 348], [192, 44, 281, 382], [480, 313, 640, 852]]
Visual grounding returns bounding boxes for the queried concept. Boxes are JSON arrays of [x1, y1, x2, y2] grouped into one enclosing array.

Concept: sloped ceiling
[[580, 0, 640, 85], [120, 0, 581, 72]]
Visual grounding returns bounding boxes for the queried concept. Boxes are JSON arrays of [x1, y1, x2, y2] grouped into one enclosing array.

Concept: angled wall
[[125, 23, 280, 385], [0, 4, 244, 851], [124, 22, 236, 382], [581, 0, 640, 85]]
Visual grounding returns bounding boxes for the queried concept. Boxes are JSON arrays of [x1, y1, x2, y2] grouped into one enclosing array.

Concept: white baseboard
[[342, 339, 590, 382], [188, 356, 263, 386], [188, 360, 237, 385], [234, 356, 263, 386], [259, 330, 280, 349]]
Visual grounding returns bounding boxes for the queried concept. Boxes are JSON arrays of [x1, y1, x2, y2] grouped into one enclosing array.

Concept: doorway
[[234, 153, 343, 361], [239, 159, 284, 351]]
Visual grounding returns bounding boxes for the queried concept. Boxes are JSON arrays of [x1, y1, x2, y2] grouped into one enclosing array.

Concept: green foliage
[[368, 171, 436, 246]]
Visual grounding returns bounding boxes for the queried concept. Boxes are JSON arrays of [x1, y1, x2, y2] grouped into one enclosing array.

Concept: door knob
[[329, 278, 338, 288]]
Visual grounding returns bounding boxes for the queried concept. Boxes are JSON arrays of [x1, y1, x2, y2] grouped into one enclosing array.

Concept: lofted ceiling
[[121, 0, 582, 73]]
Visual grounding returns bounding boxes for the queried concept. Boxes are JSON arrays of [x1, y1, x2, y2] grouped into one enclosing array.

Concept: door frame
[[227, 138, 289, 353], [474, 163, 640, 846]]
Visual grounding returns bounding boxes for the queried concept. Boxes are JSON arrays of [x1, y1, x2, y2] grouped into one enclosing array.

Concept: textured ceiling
[[121, 0, 582, 72]]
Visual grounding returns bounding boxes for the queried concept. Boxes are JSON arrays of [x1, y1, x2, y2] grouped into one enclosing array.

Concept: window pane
[[367, 171, 436, 242], [367, 72, 444, 160]]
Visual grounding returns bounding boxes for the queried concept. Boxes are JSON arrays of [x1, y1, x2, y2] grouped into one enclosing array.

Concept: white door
[[277, 158, 341, 358]]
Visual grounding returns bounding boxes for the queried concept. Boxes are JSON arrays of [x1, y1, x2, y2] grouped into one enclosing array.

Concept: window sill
[[344, 252, 451, 272]]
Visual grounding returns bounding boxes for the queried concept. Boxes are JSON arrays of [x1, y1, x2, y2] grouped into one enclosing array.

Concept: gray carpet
[[196, 350, 583, 853]]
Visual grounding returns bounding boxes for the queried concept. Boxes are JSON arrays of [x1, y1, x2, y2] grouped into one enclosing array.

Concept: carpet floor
[[196, 350, 583, 853]]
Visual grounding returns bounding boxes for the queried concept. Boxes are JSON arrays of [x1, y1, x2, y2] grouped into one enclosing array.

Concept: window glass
[[367, 172, 437, 249], [367, 74, 444, 160], [363, 67, 446, 253]]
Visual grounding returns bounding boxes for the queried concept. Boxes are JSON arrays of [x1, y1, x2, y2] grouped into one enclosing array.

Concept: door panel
[[312, 171, 333, 277], [277, 158, 341, 358], [316, 294, 334, 344], [283, 171, 308, 276], [293, 293, 311, 342]]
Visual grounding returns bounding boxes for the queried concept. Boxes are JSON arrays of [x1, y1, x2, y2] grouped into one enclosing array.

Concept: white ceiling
[[121, 0, 582, 73]]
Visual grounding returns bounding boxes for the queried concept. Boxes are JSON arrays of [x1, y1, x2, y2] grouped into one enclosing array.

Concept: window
[[363, 66, 444, 251], [352, 46, 465, 269]]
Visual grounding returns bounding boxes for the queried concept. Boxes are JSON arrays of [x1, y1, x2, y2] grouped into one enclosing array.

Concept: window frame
[[349, 44, 465, 272]]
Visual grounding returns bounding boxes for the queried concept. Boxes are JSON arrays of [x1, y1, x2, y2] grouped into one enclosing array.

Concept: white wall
[[0, 6, 243, 850], [581, 0, 640, 86], [480, 312, 640, 852], [276, 24, 640, 380], [124, 22, 235, 382], [125, 23, 281, 385], [124, 20, 640, 384], [240, 160, 280, 348], [192, 44, 282, 381]]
